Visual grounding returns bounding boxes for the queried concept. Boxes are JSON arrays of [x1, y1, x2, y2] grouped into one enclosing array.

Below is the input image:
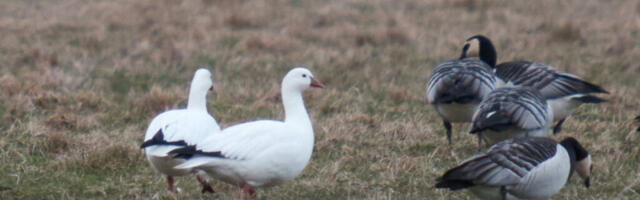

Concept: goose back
[[495, 61, 608, 100], [436, 137, 572, 199], [427, 59, 496, 105]]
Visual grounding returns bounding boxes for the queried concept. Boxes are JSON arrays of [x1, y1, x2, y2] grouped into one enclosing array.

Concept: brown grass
[[0, 0, 639, 199]]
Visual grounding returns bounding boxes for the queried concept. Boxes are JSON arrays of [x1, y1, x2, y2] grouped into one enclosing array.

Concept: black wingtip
[[169, 145, 226, 159], [169, 145, 198, 159], [572, 95, 607, 104], [140, 129, 188, 149], [468, 127, 482, 134], [557, 74, 609, 94], [140, 130, 164, 149]]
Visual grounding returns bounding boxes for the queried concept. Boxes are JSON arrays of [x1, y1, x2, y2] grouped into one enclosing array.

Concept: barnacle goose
[[463, 35, 608, 134], [435, 137, 592, 200], [426, 43, 498, 144], [469, 86, 553, 146]]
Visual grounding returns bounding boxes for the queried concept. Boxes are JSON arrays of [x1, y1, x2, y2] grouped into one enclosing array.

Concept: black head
[[560, 137, 592, 188], [459, 43, 471, 60], [464, 35, 497, 67]]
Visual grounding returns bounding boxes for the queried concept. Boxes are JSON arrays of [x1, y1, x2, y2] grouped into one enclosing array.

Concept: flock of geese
[[141, 68, 322, 198], [138, 35, 635, 199], [429, 35, 605, 199]]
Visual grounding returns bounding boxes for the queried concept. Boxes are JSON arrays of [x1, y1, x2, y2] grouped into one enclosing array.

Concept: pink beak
[[310, 78, 324, 88]]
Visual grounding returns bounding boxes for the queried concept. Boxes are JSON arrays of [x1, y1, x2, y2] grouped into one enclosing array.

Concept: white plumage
[[171, 67, 323, 197], [141, 68, 220, 193]]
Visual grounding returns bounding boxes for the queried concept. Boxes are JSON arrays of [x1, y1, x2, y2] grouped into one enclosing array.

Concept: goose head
[[561, 137, 592, 188], [282, 67, 324, 92], [463, 35, 497, 67], [576, 153, 593, 188], [192, 68, 214, 92], [187, 68, 214, 110]]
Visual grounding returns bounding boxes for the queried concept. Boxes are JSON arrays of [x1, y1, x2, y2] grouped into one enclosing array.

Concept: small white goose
[[435, 137, 592, 200], [469, 86, 553, 146], [463, 35, 608, 134], [170, 67, 323, 198], [140, 68, 221, 193], [426, 44, 498, 144]]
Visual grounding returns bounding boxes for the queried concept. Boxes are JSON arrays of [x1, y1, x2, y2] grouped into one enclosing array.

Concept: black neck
[[560, 137, 589, 178], [468, 35, 497, 67]]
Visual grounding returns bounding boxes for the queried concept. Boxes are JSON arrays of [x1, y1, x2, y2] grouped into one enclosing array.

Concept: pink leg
[[167, 176, 175, 192], [196, 174, 215, 194], [242, 183, 256, 200]]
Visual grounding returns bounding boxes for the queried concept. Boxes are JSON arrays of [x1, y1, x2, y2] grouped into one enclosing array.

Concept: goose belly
[[146, 154, 190, 176], [434, 102, 479, 123], [548, 96, 581, 121], [205, 143, 313, 187], [510, 145, 571, 199]]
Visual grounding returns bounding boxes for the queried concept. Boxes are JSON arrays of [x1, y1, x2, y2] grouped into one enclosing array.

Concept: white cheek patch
[[465, 40, 480, 57], [577, 155, 592, 178]]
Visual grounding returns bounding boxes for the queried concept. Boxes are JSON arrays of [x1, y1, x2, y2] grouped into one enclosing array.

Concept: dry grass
[[1, 0, 639, 199]]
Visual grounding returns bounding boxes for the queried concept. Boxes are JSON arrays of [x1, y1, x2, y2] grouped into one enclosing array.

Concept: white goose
[[426, 44, 498, 144], [469, 86, 553, 146], [435, 137, 593, 200], [170, 67, 323, 198], [463, 35, 608, 134], [140, 68, 221, 193]]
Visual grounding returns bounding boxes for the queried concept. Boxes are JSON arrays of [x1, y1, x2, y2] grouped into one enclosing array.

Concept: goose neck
[[282, 87, 310, 125], [560, 140, 578, 178], [187, 87, 208, 112], [478, 38, 497, 67]]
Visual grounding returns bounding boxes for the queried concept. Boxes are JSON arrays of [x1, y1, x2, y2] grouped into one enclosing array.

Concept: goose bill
[[576, 154, 592, 188], [310, 78, 324, 88]]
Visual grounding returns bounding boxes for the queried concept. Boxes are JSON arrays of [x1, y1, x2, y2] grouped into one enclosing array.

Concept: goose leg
[[500, 186, 507, 200], [477, 133, 482, 151], [167, 176, 175, 192], [553, 118, 566, 135], [196, 174, 215, 194], [242, 183, 256, 200], [443, 120, 452, 144], [477, 133, 483, 152]]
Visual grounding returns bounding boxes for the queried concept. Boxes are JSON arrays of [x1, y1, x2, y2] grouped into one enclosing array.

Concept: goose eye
[[302, 74, 307, 78]]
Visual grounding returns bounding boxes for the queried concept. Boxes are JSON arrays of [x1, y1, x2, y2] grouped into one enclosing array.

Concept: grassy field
[[0, 0, 639, 199]]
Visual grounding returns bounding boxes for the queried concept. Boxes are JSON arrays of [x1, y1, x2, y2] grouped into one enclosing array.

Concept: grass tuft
[[550, 22, 583, 42]]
